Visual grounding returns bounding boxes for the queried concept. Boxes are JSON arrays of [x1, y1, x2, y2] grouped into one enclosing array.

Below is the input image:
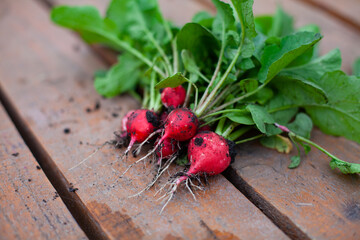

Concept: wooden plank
[[0, 0, 288, 239], [296, 0, 360, 31], [0, 105, 86, 239], [43, 0, 211, 25], [227, 129, 360, 239], [43, 0, 360, 238]]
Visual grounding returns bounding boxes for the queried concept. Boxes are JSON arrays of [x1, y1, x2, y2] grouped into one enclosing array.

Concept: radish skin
[[161, 86, 186, 109], [124, 109, 160, 155]]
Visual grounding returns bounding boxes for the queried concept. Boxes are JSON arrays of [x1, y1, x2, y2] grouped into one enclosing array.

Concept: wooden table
[[0, 0, 359, 239]]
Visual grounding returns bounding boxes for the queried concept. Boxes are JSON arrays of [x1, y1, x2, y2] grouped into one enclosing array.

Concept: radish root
[[69, 141, 113, 171], [128, 154, 177, 198]]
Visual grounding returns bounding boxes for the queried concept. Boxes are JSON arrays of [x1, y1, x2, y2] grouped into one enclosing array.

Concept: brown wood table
[[0, 0, 359, 239]]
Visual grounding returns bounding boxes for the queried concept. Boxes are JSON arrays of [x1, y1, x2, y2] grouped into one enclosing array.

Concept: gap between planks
[[223, 168, 310, 240], [0, 84, 109, 240], [36, 0, 315, 238]]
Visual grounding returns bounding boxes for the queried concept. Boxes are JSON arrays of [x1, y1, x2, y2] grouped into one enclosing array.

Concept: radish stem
[[235, 134, 264, 144], [228, 127, 252, 141], [222, 122, 239, 138], [198, 24, 226, 108]]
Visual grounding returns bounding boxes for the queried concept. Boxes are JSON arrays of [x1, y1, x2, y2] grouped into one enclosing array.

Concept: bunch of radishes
[[118, 84, 236, 211]]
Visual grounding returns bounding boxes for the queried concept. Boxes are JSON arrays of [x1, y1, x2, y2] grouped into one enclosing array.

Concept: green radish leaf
[[155, 72, 188, 89], [304, 71, 360, 143], [176, 155, 189, 166], [94, 53, 142, 97], [106, 0, 169, 44], [288, 24, 321, 67], [226, 31, 241, 47], [260, 135, 293, 153], [230, 0, 257, 58], [353, 57, 360, 76], [288, 156, 301, 169], [300, 142, 311, 154], [253, 32, 267, 61], [297, 24, 321, 34], [177, 23, 219, 63], [281, 48, 342, 81], [212, 0, 235, 36], [258, 31, 322, 83], [94, 69, 108, 78], [270, 75, 328, 105], [212, 0, 235, 28], [247, 104, 274, 133], [265, 94, 299, 124], [239, 57, 255, 70], [192, 11, 214, 29], [268, 5, 294, 37], [239, 79, 258, 93], [330, 158, 360, 174], [51, 6, 119, 46], [225, 109, 254, 125], [287, 113, 313, 139], [181, 50, 200, 76], [254, 15, 273, 36], [265, 124, 283, 136], [265, 36, 281, 46], [247, 87, 274, 105]]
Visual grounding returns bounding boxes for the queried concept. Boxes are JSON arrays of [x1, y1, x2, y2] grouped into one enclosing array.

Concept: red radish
[[158, 131, 236, 214], [131, 108, 198, 168], [197, 123, 212, 133], [161, 108, 199, 142], [122, 110, 135, 132], [155, 137, 178, 163], [119, 110, 135, 138], [185, 131, 233, 177], [124, 109, 160, 155], [161, 86, 186, 108], [160, 111, 169, 125]]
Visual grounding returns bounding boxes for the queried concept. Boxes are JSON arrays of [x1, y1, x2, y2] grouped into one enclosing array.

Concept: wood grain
[[296, 0, 360, 31], [36, 0, 360, 238], [227, 129, 360, 239], [0, 105, 86, 240], [40, 0, 360, 238], [0, 0, 288, 239]]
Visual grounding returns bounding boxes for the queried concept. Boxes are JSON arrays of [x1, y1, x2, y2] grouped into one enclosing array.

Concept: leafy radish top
[[51, 0, 360, 174]]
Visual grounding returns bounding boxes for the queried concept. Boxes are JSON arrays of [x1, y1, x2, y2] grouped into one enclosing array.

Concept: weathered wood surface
[[227, 129, 360, 239], [44, 0, 360, 239], [0, 105, 86, 240], [0, 0, 288, 239], [297, 0, 360, 31]]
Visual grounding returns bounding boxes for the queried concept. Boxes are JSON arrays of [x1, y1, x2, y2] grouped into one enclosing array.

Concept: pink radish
[[161, 86, 186, 109]]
